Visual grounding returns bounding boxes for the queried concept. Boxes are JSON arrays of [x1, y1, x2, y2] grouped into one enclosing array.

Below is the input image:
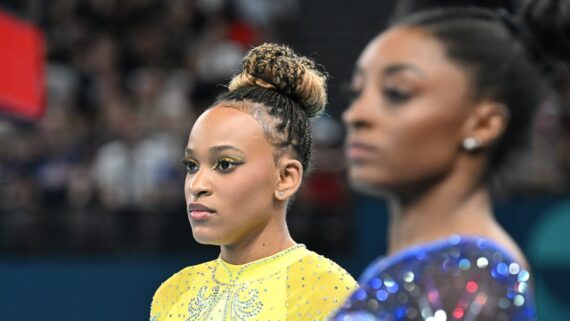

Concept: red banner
[[0, 10, 45, 120]]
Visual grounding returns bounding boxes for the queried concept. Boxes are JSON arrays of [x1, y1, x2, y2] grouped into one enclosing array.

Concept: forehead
[[356, 26, 461, 80], [188, 105, 270, 152]]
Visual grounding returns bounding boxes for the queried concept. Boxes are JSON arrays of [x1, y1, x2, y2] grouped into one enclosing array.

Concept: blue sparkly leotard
[[329, 235, 537, 321]]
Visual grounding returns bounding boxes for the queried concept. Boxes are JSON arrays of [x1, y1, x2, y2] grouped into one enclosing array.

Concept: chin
[[351, 180, 393, 199], [193, 236, 227, 247], [348, 171, 396, 199], [190, 228, 225, 246]]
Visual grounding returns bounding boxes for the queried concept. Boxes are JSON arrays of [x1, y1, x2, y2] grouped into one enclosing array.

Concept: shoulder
[[287, 249, 357, 290], [149, 260, 217, 320], [285, 249, 357, 320], [360, 235, 526, 281], [155, 260, 216, 293], [332, 236, 537, 321]]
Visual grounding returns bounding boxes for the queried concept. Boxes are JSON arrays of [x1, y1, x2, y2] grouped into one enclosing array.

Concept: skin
[[343, 26, 528, 267], [184, 105, 302, 265]]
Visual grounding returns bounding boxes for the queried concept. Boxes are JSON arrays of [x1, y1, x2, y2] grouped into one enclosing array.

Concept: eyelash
[[182, 159, 199, 174], [345, 87, 411, 106], [181, 158, 243, 174], [214, 158, 243, 173], [382, 87, 412, 104]]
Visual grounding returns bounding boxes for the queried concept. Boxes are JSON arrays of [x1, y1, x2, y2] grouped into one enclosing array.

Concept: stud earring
[[278, 191, 285, 197], [462, 137, 481, 151]]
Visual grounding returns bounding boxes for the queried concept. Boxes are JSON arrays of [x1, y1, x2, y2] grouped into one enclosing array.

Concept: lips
[[187, 203, 216, 221], [345, 141, 376, 160]]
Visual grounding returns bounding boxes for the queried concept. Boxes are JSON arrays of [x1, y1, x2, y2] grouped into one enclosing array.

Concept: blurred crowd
[[1, 0, 569, 255], [0, 0, 352, 254]]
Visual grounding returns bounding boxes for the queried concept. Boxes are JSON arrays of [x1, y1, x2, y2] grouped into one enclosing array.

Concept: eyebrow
[[185, 145, 246, 156], [382, 64, 425, 77], [352, 63, 425, 81]]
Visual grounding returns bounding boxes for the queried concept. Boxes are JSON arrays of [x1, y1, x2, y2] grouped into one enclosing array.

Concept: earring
[[462, 137, 481, 151], [277, 191, 285, 197]]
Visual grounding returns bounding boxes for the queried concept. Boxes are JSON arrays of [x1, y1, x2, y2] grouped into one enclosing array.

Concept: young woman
[[329, 2, 569, 321], [150, 43, 356, 321]]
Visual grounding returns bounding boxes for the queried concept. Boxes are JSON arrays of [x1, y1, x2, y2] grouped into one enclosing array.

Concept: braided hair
[[214, 43, 328, 175]]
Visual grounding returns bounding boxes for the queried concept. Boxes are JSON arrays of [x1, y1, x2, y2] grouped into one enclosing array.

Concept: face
[[344, 26, 475, 196], [183, 106, 279, 246]]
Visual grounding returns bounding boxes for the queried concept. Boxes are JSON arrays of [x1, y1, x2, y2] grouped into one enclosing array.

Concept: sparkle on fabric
[[499, 297, 511, 309], [386, 282, 399, 294], [403, 271, 415, 283], [328, 235, 537, 321], [477, 257, 489, 268], [453, 307, 465, 319], [518, 270, 530, 282], [449, 234, 461, 245], [476, 293, 488, 305], [509, 263, 520, 275], [355, 289, 367, 301], [497, 263, 509, 276], [459, 259, 471, 270], [466, 281, 478, 293], [434, 309, 447, 321], [428, 290, 439, 303], [375, 290, 388, 301], [383, 277, 395, 288], [150, 244, 357, 321], [514, 295, 525, 307], [517, 282, 528, 293], [370, 278, 382, 290]]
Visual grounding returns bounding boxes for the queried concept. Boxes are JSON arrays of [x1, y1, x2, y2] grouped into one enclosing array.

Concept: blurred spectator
[[0, 0, 300, 253], [1, 0, 567, 256]]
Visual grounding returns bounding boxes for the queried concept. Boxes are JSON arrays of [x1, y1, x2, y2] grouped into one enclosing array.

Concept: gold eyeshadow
[[182, 158, 198, 165], [211, 156, 245, 170], [219, 156, 243, 163]]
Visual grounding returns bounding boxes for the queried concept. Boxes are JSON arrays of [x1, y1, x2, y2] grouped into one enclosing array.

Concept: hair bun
[[228, 43, 328, 118]]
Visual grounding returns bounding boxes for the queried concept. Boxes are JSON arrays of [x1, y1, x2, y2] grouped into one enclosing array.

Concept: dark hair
[[394, 2, 570, 184], [522, 0, 570, 94], [214, 43, 328, 175], [392, 0, 522, 21]]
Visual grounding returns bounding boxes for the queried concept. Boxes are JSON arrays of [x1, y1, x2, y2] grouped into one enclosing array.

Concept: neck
[[386, 166, 497, 255], [220, 215, 296, 265]]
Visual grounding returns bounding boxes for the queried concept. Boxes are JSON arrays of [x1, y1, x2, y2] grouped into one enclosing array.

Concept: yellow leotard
[[150, 244, 357, 321]]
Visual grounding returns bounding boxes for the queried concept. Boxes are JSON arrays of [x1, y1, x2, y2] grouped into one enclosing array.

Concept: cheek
[[218, 162, 276, 212], [183, 174, 191, 200], [396, 116, 457, 153], [387, 104, 465, 175]]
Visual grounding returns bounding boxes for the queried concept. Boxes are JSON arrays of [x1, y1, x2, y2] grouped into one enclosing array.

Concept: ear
[[461, 101, 510, 150], [274, 157, 303, 201]]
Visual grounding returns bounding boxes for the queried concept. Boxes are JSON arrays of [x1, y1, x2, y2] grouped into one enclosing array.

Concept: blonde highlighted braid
[[228, 43, 327, 118], [214, 43, 329, 175]]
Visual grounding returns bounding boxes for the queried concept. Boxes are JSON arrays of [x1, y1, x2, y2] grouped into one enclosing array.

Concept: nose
[[343, 92, 372, 130], [185, 168, 212, 200]]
